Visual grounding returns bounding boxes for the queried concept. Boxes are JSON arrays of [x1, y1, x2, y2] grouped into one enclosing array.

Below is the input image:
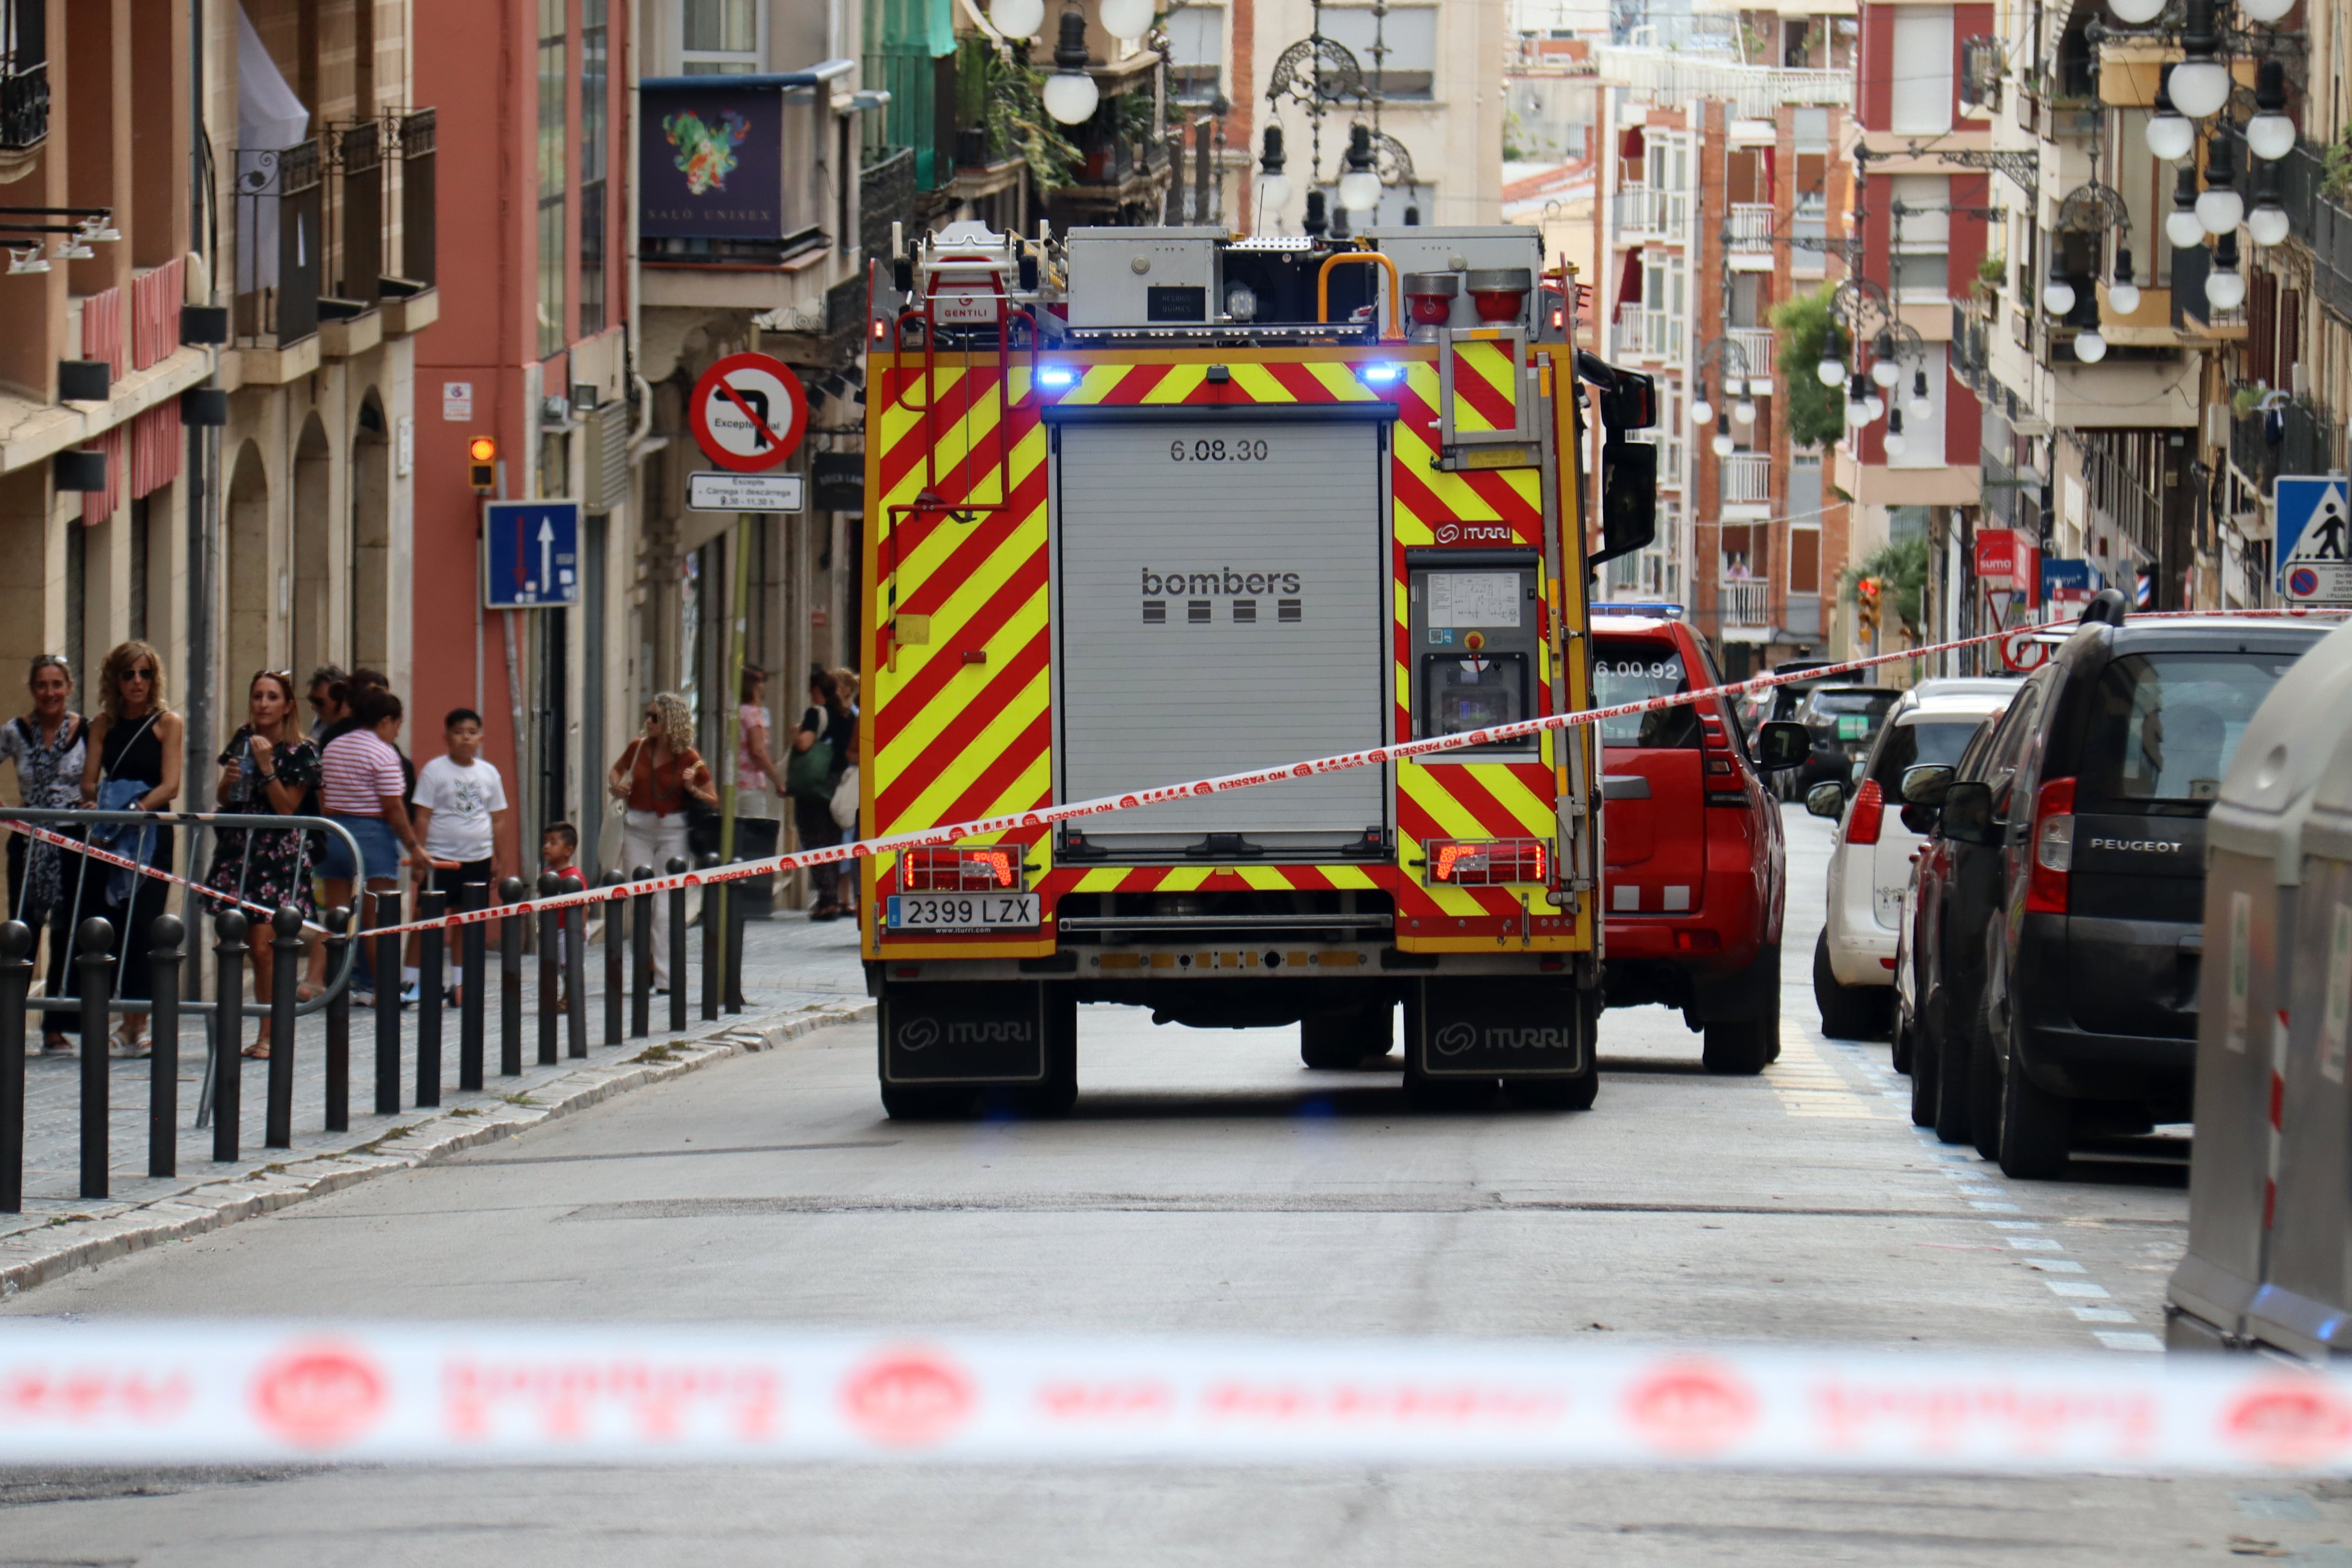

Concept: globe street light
[[2108, 248, 2142, 315], [1255, 126, 1291, 216], [1908, 368, 1932, 422], [1097, 0, 1153, 41], [2197, 134, 2244, 235], [1816, 325, 1847, 388], [2041, 262, 2077, 317], [2246, 61, 2296, 161], [1043, 8, 1101, 125], [989, 0, 1046, 36], [1337, 125, 1381, 214], [2205, 232, 2247, 312], [1883, 406, 1907, 458], [2146, 68, 2196, 162], [2165, 161, 2206, 249]]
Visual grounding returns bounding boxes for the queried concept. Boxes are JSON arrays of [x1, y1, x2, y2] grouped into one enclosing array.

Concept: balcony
[[2230, 397, 2346, 497], [0, 57, 43, 154], [1719, 450, 1771, 507], [1610, 304, 1683, 363], [1718, 573, 1768, 628], [1728, 327, 1774, 390], [1614, 183, 1687, 239], [1727, 203, 1773, 256], [232, 139, 323, 382], [1592, 45, 1850, 117]]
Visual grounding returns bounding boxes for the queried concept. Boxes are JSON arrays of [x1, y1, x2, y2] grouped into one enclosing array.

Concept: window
[[2081, 652, 2300, 808], [1890, 6, 1954, 134], [1167, 4, 1222, 102], [680, 0, 760, 74], [1319, 5, 1435, 99], [1592, 639, 1700, 748], [1890, 175, 1948, 301], [580, 0, 607, 335], [537, 0, 568, 357]]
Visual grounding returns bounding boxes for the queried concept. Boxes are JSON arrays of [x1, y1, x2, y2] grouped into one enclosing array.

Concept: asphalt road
[[3, 807, 2339, 1565]]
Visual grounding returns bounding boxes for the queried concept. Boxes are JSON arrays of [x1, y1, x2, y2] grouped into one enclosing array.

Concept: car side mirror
[[1901, 764, 1954, 805], [1899, 803, 1940, 836], [1754, 720, 1810, 771], [1805, 781, 1847, 819], [1941, 780, 1998, 846]]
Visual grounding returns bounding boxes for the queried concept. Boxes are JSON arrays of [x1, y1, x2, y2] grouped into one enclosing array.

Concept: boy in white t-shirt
[[412, 708, 509, 909]]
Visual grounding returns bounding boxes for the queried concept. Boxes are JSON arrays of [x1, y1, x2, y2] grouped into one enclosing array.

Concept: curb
[[0, 1001, 875, 1301]]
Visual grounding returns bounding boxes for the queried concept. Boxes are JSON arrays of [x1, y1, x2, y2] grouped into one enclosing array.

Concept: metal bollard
[[563, 872, 588, 1060], [725, 885, 748, 1014], [415, 889, 445, 1108], [266, 906, 301, 1147], [211, 911, 247, 1163], [149, 915, 184, 1179], [700, 853, 722, 1022], [630, 864, 653, 1038], [536, 870, 560, 1066], [667, 857, 689, 1035], [499, 875, 525, 1076], [76, 917, 115, 1200], [323, 907, 352, 1132], [601, 870, 625, 1048], [0, 919, 31, 1212], [373, 891, 402, 1117], [459, 880, 487, 1091]]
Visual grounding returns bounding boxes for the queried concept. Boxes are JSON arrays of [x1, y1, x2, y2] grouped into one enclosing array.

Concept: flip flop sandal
[[242, 1041, 270, 1059]]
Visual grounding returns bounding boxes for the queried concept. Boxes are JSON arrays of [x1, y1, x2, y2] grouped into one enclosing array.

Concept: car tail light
[[1846, 779, 1884, 846], [900, 846, 1022, 891], [2025, 776, 2075, 915], [1428, 837, 1549, 886], [1698, 709, 1736, 778]]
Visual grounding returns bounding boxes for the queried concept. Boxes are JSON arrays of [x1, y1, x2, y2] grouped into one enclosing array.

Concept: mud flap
[[1411, 977, 1589, 1078], [880, 982, 1049, 1086]]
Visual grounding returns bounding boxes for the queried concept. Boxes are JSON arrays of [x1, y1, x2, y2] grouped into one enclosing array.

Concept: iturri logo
[[1434, 522, 1517, 546], [897, 1016, 941, 1052], [1434, 1022, 1477, 1056]]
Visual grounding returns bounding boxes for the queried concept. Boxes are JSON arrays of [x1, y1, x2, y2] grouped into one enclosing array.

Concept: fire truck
[[858, 220, 1658, 1117]]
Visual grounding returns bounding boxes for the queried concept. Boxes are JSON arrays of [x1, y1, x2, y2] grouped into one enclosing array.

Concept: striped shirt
[[320, 729, 406, 815]]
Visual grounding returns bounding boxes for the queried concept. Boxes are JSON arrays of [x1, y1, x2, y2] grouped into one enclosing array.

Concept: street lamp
[[1733, 392, 1757, 426], [2240, 0, 2295, 24], [2108, 248, 2142, 315], [2197, 133, 2244, 235], [2249, 161, 2290, 246], [2168, 0, 2232, 118], [1690, 379, 1715, 427], [2146, 68, 2196, 162], [1845, 373, 1872, 429], [1042, 8, 1101, 125], [2041, 260, 2077, 318], [988, 0, 1046, 36], [2166, 162, 2206, 249], [2246, 61, 2296, 161], [1816, 326, 1846, 388], [2075, 322, 2108, 362], [1255, 126, 1291, 216], [2205, 232, 2247, 312], [1712, 417, 1735, 458], [1098, 0, 1153, 41], [1909, 368, 1932, 422], [1338, 124, 1381, 214], [1883, 406, 1907, 458]]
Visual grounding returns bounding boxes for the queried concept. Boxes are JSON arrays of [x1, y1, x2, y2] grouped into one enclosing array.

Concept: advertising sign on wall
[[639, 88, 783, 242]]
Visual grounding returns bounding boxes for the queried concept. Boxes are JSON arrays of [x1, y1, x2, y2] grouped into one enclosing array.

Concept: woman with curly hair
[[607, 691, 715, 989], [72, 641, 183, 1057], [206, 670, 323, 1055]]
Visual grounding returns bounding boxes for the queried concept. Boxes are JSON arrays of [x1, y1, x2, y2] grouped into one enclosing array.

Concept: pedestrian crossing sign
[[2278, 476, 2352, 605]]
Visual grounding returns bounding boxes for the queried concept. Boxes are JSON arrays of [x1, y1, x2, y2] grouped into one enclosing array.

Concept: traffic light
[[1855, 576, 1881, 640], [467, 435, 497, 493]]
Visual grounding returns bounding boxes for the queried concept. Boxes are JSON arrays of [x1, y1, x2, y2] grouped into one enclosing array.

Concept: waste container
[[2167, 617, 2352, 1352], [2247, 643, 2352, 1358]]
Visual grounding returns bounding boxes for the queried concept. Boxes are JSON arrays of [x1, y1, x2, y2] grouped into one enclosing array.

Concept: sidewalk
[[1, 908, 871, 1297]]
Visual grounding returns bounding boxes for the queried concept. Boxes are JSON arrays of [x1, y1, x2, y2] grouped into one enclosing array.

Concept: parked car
[[1741, 662, 1838, 798], [1793, 685, 1901, 792], [1809, 681, 2017, 1041], [1591, 609, 1808, 1073], [1905, 597, 2331, 1176], [1897, 715, 2008, 1125]]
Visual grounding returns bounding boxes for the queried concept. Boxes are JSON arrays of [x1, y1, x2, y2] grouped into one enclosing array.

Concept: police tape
[[9, 605, 2341, 948], [6, 1320, 2352, 1472], [0, 817, 334, 937]]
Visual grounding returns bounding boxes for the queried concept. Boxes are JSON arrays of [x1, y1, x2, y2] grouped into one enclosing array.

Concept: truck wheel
[[1997, 1046, 2071, 1180], [1503, 1067, 1598, 1110], [1908, 1019, 1939, 1127], [1812, 932, 1890, 1041], [880, 1084, 976, 1120], [1301, 1006, 1389, 1069], [1929, 995, 1972, 1144], [1701, 1016, 1773, 1075], [1027, 992, 1080, 1117]]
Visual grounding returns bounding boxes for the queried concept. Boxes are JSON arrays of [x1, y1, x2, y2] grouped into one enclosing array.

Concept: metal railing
[[1613, 183, 1687, 238], [1728, 328, 1775, 384], [233, 139, 322, 347], [394, 108, 436, 286], [1718, 575, 1768, 625], [0, 58, 42, 150], [1610, 304, 1684, 361], [1727, 203, 1774, 253], [1592, 45, 1852, 116], [1720, 450, 1772, 505]]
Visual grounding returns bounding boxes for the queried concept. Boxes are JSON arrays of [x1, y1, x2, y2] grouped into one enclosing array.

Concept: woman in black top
[[791, 667, 856, 921], [72, 642, 183, 1057]]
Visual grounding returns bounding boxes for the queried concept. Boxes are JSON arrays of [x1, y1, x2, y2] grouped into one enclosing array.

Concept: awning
[[1621, 125, 1646, 160], [1618, 247, 1643, 305]]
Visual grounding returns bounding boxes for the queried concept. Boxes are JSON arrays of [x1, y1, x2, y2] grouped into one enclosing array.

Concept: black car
[[1794, 685, 1899, 792], [1904, 597, 2328, 1177]]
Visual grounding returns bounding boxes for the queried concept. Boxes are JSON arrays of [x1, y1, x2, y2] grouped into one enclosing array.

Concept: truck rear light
[[900, 846, 1023, 891], [1846, 779, 1884, 846], [2026, 776, 2075, 915], [1428, 837, 1549, 886], [1673, 930, 1720, 951]]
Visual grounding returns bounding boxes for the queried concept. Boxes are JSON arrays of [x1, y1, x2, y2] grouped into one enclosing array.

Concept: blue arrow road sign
[[2277, 475, 2352, 605], [483, 500, 582, 609]]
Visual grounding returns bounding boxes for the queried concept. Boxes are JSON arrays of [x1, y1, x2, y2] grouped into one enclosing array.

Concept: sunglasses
[[122, 667, 156, 682]]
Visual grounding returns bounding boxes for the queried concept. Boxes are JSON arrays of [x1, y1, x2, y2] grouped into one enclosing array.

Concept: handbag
[[786, 738, 834, 799], [830, 765, 860, 831]]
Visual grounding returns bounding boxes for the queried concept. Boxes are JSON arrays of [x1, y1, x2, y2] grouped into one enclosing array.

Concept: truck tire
[[1701, 1016, 1773, 1074], [1301, 1005, 1389, 1070], [1996, 1034, 2071, 1180], [880, 1084, 977, 1120], [1929, 996, 1973, 1145], [1503, 1066, 1598, 1110], [1812, 931, 1890, 1041], [1027, 992, 1080, 1117]]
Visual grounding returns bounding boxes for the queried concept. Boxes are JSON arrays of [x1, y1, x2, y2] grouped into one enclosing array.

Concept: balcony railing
[[1728, 327, 1774, 384], [394, 108, 435, 286], [1592, 45, 1850, 116], [1718, 574, 1768, 626], [0, 58, 43, 151], [2231, 397, 2346, 496], [1614, 183, 1686, 238], [1727, 203, 1773, 253], [1720, 451, 1771, 505], [233, 139, 322, 349], [1610, 304, 1683, 361]]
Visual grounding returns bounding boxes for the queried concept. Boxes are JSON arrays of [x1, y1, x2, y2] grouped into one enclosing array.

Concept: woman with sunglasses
[[72, 642, 183, 1058], [0, 655, 86, 1053], [206, 670, 323, 1056]]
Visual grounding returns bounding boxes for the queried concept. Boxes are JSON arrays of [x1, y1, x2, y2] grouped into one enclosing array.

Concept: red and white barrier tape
[[0, 818, 342, 938], [4, 1321, 2350, 1472], [6, 606, 2339, 947]]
